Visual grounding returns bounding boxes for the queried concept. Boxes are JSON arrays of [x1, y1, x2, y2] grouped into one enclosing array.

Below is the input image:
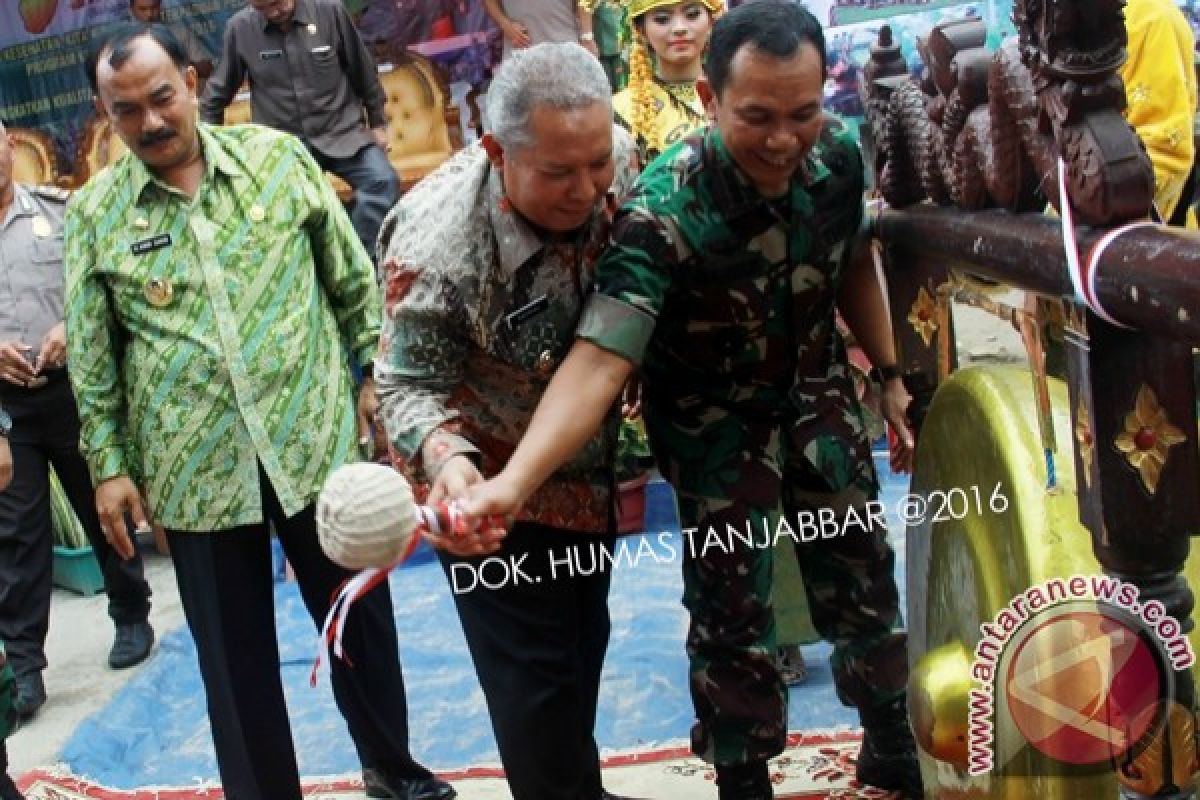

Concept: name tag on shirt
[[131, 233, 172, 255], [259, 49, 284, 60], [504, 295, 549, 330], [310, 45, 332, 55]]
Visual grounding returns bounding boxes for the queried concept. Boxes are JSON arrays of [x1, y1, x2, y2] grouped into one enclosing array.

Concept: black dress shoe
[[0, 770, 23, 800], [109, 621, 154, 669], [12, 672, 46, 719], [363, 768, 456, 800], [715, 761, 773, 800], [857, 697, 924, 799]]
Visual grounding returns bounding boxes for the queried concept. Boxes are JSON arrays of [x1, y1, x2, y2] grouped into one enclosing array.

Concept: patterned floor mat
[[20, 730, 901, 799]]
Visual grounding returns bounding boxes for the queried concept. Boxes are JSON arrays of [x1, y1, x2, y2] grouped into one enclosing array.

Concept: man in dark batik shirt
[[464, 3, 922, 799], [377, 43, 639, 800]]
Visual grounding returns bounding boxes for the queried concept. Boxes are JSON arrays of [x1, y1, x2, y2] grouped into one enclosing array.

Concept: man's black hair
[[86, 23, 188, 94], [704, 0, 827, 96]]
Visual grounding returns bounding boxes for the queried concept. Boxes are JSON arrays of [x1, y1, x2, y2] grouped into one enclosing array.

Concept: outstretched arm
[[470, 180, 671, 519]]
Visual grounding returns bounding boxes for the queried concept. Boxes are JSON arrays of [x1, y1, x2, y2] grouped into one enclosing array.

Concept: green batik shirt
[[576, 117, 873, 491], [64, 123, 380, 532]]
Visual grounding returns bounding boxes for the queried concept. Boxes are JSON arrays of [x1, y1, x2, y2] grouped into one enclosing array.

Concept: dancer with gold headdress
[[612, 0, 720, 162]]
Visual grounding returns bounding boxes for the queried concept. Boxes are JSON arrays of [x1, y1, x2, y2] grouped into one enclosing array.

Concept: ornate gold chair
[[68, 56, 464, 196], [223, 93, 251, 125], [73, 115, 125, 187], [8, 127, 60, 186], [379, 53, 463, 191]]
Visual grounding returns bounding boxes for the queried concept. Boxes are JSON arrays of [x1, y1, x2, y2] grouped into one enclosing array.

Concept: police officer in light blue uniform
[[0, 120, 153, 720]]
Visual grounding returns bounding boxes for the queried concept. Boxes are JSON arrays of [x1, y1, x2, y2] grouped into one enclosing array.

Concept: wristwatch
[[0, 409, 11, 437], [871, 364, 903, 384]]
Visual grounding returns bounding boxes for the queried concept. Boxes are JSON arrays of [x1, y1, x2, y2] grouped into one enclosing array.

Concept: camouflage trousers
[[647, 404, 909, 767]]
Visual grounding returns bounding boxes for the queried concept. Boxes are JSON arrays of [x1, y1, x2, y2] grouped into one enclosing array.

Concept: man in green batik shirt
[[64, 24, 453, 800], [465, 4, 921, 799]]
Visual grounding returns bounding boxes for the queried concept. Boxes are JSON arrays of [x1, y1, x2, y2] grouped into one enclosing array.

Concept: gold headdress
[[578, 0, 720, 15], [626, 0, 722, 17]]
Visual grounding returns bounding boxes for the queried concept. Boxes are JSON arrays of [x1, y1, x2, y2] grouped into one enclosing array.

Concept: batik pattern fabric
[[64, 123, 379, 532], [376, 128, 638, 532]]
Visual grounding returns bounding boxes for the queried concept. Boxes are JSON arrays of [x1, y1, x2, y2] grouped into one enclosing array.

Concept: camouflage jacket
[[577, 118, 873, 491], [376, 129, 638, 532]]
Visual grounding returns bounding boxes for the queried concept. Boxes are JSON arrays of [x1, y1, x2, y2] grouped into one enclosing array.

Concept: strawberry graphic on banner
[[18, 0, 58, 34]]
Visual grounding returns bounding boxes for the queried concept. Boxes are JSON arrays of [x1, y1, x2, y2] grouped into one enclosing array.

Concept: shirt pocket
[[666, 271, 787, 388], [31, 234, 63, 264], [233, 225, 275, 265], [104, 245, 193, 324], [250, 46, 290, 91], [490, 295, 578, 375], [308, 42, 342, 92], [233, 225, 309, 300]]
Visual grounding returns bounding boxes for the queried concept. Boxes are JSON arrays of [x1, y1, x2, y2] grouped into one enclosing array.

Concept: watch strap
[[871, 364, 902, 384]]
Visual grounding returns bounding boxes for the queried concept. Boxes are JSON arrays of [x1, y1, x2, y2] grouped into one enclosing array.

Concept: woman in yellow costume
[[611, 0, 720, 163], [1119, 0, 1197, 225]]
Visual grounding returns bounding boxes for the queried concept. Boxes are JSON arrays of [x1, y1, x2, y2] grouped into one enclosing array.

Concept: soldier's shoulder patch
[[29, 184, 70, 203]]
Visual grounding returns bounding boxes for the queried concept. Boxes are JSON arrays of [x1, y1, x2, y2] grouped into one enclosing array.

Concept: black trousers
[[0, 374, 150, 677], [0, 741, 21, 800], [439, 522, 616, 800], [166, 471, 432, 800]]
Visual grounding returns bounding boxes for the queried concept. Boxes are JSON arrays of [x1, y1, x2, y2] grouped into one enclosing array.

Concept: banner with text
[[0, 0, 245, 155]]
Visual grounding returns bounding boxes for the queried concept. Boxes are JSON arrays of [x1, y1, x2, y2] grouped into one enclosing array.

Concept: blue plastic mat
[[61, 456, 910, 787]]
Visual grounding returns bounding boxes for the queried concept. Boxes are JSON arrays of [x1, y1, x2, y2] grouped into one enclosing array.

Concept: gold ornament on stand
[[908, 285, 939, 348], [1114, 385, 1187, 496]]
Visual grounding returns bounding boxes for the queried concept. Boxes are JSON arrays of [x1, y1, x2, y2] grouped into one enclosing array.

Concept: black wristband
[[360, 362, 374, 380], [871, 364, 902, 384]]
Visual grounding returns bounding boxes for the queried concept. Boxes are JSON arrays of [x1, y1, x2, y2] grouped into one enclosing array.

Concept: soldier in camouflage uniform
[[466, 4, 921, 798]]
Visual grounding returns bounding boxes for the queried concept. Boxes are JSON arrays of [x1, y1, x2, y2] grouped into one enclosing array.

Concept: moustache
[[138, 128, 177, 148]]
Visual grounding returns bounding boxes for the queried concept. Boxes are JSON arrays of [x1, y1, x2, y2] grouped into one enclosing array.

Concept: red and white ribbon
[[1057, 156, 1148, 330], [311, 500, 494, 685]]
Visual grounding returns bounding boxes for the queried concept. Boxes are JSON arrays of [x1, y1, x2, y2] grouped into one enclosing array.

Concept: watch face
[[0, 410, 11, 435]]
